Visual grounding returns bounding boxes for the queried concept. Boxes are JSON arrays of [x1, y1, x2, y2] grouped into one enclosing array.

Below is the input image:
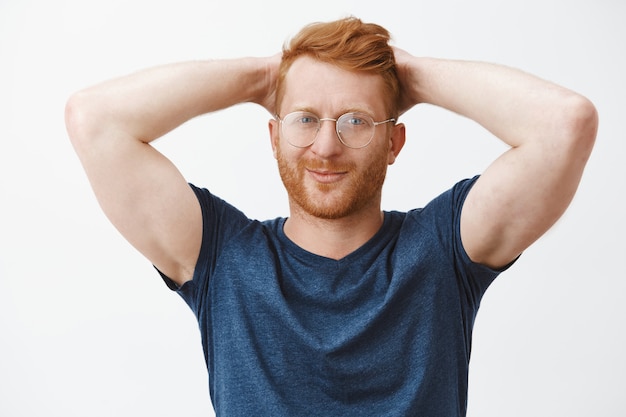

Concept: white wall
[[1, 0, 623, 416]]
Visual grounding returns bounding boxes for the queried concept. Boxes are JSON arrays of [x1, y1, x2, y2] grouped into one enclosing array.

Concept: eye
[[341, 113, 372, 129], [346, 115, 366, 126], [296, 113, 319, 125]]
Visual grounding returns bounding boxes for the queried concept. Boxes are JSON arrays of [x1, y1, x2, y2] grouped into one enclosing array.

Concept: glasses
[[276, 111, 396, 149]]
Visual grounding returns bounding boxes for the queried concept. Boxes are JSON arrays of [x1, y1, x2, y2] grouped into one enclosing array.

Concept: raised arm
[[394, 49, 598, 268], [65, 56, 279, 286]]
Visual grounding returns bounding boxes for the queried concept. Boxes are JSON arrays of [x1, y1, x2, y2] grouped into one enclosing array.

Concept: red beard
[[276, 142, 388, 220]]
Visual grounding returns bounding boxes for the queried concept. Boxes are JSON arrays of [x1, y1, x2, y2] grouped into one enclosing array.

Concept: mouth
[[306, 168, 348, 184]]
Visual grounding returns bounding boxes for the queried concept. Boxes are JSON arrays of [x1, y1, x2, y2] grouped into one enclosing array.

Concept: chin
[[294, 187, 377, 220]]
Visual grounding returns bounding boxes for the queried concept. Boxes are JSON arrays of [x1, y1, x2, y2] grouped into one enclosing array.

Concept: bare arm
[[65, 56, 279, 286], [394, 49, 598, 268]]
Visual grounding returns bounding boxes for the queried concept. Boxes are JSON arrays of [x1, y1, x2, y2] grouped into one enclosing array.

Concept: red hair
[[275, 17, 400, 117]]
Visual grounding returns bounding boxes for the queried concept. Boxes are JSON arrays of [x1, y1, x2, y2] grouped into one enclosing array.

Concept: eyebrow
[[289, 107, 377, 118]]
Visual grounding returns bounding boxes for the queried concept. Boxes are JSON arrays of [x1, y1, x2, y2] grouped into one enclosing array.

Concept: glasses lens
[[282, 112, 320, 147], [337, 113, 375, 148]]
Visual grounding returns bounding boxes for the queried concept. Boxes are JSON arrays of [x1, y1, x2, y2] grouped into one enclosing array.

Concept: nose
[[310, 118, 342, 157]]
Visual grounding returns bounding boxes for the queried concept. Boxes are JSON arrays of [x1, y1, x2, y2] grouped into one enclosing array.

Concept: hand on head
[[392, 46, 422, 116]]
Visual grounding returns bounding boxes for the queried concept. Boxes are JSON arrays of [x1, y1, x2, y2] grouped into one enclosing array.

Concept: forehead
[[281, 56, 387, 116]]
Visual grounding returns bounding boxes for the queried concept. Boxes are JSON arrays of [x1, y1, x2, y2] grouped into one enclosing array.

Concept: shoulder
[[391, 176, 489, 273], [401, 176, 479, 230]]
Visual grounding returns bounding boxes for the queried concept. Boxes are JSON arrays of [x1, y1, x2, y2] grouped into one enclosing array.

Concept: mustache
[[299, 158, 355, 172]]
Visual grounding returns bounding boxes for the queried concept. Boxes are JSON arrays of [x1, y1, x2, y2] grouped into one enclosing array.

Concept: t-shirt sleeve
[[428, 176, 517, 310], [156, 184, 252, 316]]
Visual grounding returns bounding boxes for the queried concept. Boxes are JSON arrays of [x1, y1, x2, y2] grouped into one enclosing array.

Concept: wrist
[[394, 51, 433, 114], [246, 54, 280, 114]]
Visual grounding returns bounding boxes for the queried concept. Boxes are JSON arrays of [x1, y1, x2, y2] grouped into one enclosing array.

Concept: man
[[65, 17, 597, 417]]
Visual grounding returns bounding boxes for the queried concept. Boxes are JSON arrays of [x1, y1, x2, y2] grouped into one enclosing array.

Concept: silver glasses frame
[[276, 111, 396, 149]]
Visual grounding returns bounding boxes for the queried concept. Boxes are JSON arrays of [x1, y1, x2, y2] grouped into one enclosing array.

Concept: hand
[[252, 52, 282, 116], [393, 46, 422, 116]]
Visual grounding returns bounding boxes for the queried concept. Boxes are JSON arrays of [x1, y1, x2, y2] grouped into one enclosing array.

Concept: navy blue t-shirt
[[160, 176, 506, 416]]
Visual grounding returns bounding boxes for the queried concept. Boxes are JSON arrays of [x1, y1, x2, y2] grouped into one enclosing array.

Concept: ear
[[268, 119, 279, 159], [387, 123, 406, 165]]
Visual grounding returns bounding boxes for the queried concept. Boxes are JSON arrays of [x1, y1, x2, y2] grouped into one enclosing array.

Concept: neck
[[283, 203, 384, 260]]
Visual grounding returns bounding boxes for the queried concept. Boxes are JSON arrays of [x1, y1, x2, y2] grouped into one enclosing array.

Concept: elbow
[[65, 91, 89, 149], [561, 94, 598, 160], [65, 90, 103, 154]]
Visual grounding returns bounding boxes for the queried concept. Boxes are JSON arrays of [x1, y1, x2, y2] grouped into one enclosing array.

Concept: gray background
[[1, 0, 623, 416]]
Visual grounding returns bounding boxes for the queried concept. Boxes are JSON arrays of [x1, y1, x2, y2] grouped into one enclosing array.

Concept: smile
[[306, 168, 348, 184]]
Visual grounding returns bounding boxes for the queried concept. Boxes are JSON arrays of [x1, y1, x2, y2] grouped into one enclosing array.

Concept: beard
[[276, 141, 389, 220]]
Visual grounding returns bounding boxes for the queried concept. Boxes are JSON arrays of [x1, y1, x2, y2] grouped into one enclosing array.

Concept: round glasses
[[277, 111, 396, 149]]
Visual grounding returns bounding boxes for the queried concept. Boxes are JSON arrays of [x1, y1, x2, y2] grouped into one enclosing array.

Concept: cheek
[[275, 138, 301, 162], [275, 141, 306, 183], [369, 140, 393, 165]]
